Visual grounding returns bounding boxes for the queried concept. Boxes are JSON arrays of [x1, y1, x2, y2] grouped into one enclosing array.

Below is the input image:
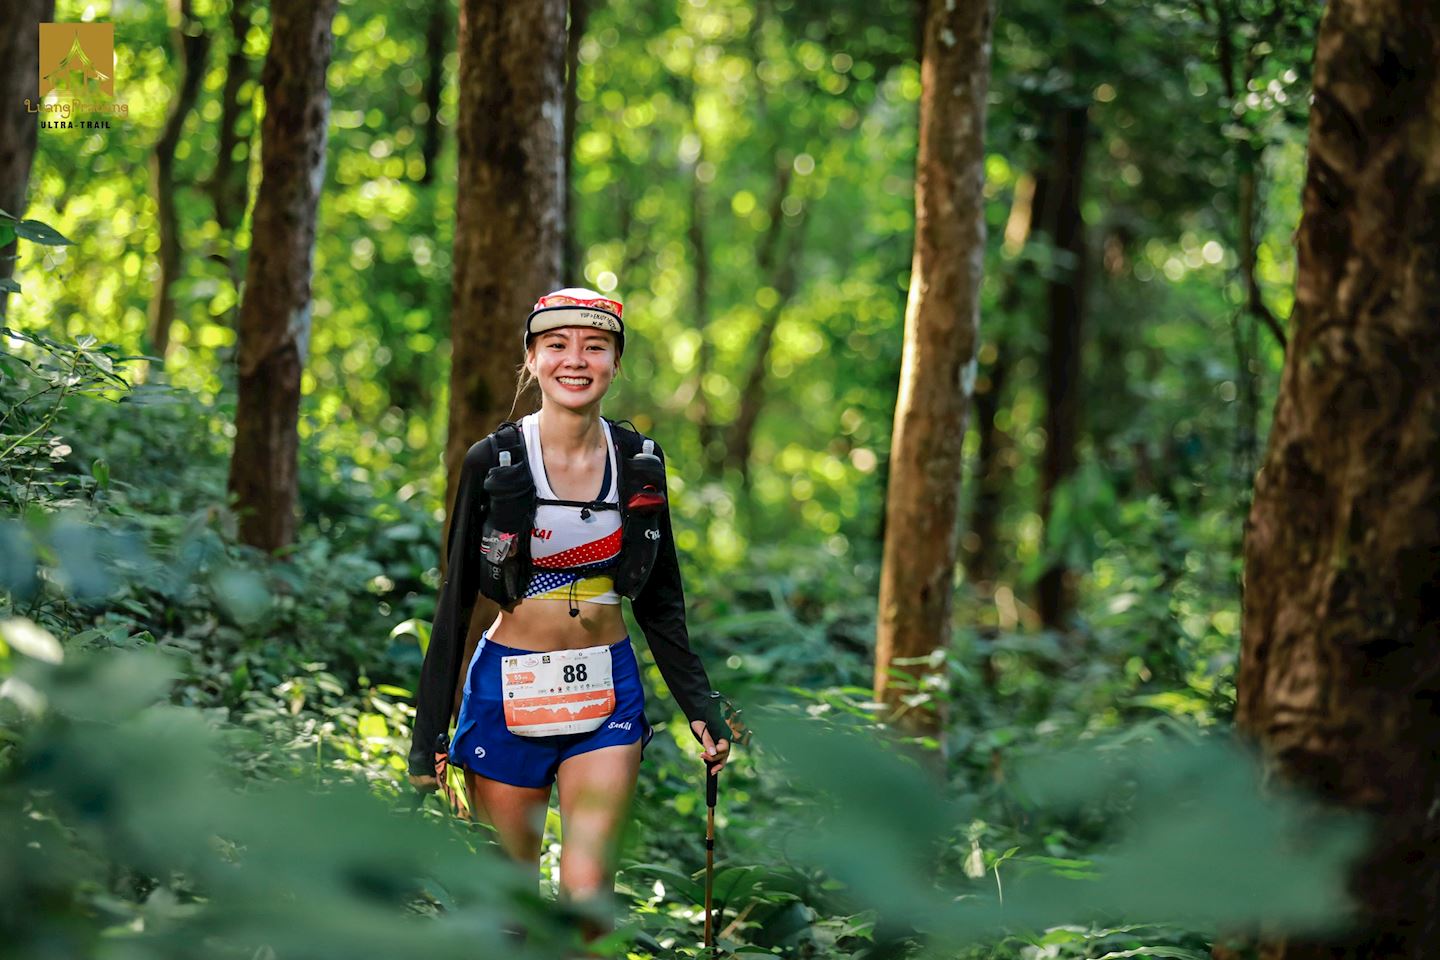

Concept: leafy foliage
[[1, 0, 1341, 953]]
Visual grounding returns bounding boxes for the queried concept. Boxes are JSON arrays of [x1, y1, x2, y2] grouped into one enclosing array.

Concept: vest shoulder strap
[[604, 417, 648, 457], [491, 420, 525, 460]]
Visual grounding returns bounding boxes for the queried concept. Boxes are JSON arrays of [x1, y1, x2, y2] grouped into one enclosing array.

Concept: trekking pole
[[702, 763, 719, 955]]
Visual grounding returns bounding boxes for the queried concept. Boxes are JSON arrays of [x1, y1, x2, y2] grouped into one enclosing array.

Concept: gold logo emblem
[[38, 23, 114, 99]]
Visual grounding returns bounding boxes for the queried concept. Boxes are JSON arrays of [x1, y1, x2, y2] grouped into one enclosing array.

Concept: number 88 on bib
[[501, 646, 617, 737]]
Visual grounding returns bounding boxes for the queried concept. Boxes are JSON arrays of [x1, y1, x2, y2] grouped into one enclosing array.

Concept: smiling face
[[526, 326, 621, 412]]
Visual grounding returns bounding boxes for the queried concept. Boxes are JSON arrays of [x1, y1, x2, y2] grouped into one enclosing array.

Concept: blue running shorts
[[449, 634, 655, 788]]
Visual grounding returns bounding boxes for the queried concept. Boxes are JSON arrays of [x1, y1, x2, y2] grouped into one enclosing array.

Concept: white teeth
[[558, 376, 591, 385]]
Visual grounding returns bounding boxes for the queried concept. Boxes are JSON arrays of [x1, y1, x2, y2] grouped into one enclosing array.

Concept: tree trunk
[[227, 0, 337, 551], [965, 170, 1045, 588], [209, 0, 254, 232], [1236, 3, 1440, 957], [687, 94, 722, 472], [446, 0, 564, 483], [148, 0, 211, 361], [874, 0, 993, 738], [562, 0, 588, 279], [446, 0, 565, 687], [724, 163, 805, 480], [447, 0, 566, 527], [0, 0, 56, 319], [963, 346, 1010, 587], [418, 0, 448, 186], [1034, 103, 1089, 632]]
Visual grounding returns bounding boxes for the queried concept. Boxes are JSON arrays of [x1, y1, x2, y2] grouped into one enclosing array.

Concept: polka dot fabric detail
[[524, 572, 618, 603], [532, 528, 622, 570]]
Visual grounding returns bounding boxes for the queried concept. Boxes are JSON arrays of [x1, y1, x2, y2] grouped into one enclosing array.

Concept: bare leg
[[464, 769, 553, 863], [555, 741, 643, 946]]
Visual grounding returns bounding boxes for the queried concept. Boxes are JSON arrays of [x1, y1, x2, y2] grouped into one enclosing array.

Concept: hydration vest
[[475, 418, 668, 607]]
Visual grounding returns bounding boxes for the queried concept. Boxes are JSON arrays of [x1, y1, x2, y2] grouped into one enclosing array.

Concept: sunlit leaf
[[13, 219, 73, 246]]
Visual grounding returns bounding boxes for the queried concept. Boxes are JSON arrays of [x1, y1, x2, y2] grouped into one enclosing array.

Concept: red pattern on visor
[[525, 289, 627, 355], [533, 293, 624, 319]]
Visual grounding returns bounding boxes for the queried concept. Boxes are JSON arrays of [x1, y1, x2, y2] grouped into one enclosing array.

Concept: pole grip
[[706, 764, 719, 806]]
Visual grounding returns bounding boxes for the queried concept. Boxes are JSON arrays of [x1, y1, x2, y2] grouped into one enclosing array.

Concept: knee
[[559, 852, 611, 900]]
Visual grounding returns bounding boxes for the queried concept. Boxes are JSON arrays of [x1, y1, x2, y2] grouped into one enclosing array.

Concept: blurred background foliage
[[0, 0, 1345, 956]]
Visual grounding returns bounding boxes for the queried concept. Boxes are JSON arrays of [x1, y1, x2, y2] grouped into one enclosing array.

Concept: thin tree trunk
[[0, 0, 56, 319], [874, 0, 993, 739], [1236, 3, 1440, 957], [561, 0, 588, 279], [419, 0, 448, 185], [1213, 0, 1278, 507], [1034, 103, 1089, 632], [1215, 0, 1288, 354], [724, 225, 805, 481], [686, 90, 721, 470], [964, 348, 1010, 587], [209, 0, 253, 232], [148, 0, 211, 361], [227, 0, 337, 551], [965, 171, 1045, 587], [718, 0, 797, 481], [724, 163, 804, 479]]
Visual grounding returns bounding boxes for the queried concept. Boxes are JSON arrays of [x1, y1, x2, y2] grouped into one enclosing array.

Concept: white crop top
[[518, 413, 623, 605]]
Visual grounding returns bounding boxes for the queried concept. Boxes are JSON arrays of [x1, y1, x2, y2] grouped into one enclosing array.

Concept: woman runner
[[407, 287, 731, 946]]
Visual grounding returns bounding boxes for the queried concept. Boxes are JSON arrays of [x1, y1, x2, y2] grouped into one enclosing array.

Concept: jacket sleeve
[[629, 441, 729, 742], [408, 439, 491, 777]]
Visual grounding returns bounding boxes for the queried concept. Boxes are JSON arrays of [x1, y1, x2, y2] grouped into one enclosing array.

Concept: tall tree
[[874, 0, 994, 737], [1034, 102, 1090, 632], [148, 0, 211, 360], [722, 2, 809, 482], [965, 170, 1045, 590], [447, 0, 566, 526], [227, 0, 338, 551], [723, 162, 806, 481], [208, 0, 255, 232], [561, 0, 589, 279], [418, 0, 449, 186], [445, 0, 565, 678], [1236, 2, 1440, 957], [0, 0, 56, 320], [684, 73, 723, 472]]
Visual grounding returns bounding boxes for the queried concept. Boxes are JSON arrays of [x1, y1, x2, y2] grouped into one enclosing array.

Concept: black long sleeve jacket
[[407, 423, 726, 777]]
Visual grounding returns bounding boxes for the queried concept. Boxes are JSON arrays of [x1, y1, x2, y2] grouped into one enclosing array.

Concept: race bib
[[501, 645, 616, 737]]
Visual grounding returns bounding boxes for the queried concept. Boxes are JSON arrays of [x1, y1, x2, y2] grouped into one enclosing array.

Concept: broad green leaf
[[13, 219, 73, 246], [0, 618, 63, 663], [390, 617, 432, 655]]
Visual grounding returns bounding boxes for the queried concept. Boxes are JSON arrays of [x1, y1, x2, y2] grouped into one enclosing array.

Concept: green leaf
[[1095, 949, 1212, 960], [621, 862, 705, 905], [390, 617, 432, 655], [13, 219, 73, 246], [356, 713, 388, 739], [210, 566, 271, 625], [91, 458, 110, 489], [0, 278, 18, 295], [0, 617, 64, 663], [375, 683, 412, 698]]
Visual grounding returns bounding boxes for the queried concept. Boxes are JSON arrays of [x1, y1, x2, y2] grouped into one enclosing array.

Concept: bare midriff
[[485, 596, 628, 652]]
